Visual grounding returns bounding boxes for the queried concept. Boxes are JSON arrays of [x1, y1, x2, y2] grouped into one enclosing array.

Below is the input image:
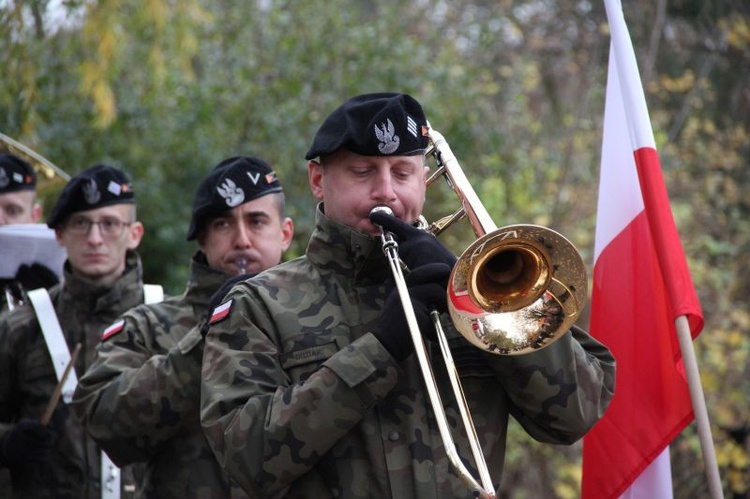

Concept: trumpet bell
[[447, 224, 588, 355]]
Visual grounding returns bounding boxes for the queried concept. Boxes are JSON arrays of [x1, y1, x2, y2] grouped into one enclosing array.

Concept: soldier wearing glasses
[[0, 164, 151, 498]]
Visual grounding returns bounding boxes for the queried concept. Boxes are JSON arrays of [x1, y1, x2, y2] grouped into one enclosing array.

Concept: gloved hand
[[0, 419, 55, 468], [369, 210, 457, 270], [373, 263, 452, 362], [16, 263, 59, 291]]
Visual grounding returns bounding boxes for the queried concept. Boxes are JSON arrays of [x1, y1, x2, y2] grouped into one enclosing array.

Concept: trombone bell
[[448, 224, 588, 355]]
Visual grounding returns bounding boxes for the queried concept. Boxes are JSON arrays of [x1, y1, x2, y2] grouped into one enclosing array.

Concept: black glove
[[369, 210, 457, 270], [0, 419, 55, 468], [373, 263, 452, 362], [200, 273, 257, 339], [15, 263, 59, 291]]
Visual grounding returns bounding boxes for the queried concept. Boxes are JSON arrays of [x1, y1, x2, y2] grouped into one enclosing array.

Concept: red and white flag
[[581, 1, 704, 497]]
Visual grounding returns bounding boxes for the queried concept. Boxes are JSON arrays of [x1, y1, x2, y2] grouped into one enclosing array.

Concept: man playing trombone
[[200, 92, 616, 498]]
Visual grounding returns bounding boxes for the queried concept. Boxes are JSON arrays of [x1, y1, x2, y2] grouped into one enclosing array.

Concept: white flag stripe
[[603, 0, 656, 151], [620, 449, 674, 499], [593, 46, 645, 262]]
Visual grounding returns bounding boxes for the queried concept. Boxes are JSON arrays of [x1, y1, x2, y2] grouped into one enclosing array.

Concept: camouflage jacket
[[200, 206, 616, 499], [0, 251, 146, 499], [72, 252, 248, 498]]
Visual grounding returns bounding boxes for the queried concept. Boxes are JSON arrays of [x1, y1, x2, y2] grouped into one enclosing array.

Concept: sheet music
[[0, 224, 67, 278]]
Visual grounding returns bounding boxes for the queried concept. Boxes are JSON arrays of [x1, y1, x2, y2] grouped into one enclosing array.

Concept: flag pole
[[674, 315, 723, 499]]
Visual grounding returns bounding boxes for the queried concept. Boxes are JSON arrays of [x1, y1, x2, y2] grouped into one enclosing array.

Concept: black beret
[[47, 164, 135, 229], [186, 156, 283, 241], [305, 92, 429, 160], [0, 153, 36, 194]]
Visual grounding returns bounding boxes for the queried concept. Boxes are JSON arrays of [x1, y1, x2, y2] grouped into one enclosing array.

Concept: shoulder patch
[[102, 319, 125, 342], [208, 299, 233, 325]]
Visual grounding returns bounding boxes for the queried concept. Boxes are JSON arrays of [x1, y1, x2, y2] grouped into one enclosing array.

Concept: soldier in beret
[[0, 164, 153, 498], [73, 156, 294, 498], [199, 93, 616, 498], [0, 153, 60, 313]]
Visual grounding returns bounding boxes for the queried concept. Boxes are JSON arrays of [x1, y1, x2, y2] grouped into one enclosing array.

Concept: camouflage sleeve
[[200, 286, 401, 497], [72, 311, 204, 466], [493, 325, 616, 444]]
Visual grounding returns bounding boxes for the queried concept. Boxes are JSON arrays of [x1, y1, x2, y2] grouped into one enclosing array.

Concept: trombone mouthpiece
[[370, 205, 394, 234], [370, 205, 394, 218], [234, 257, 248, 275], [370, 205, 398, 251]]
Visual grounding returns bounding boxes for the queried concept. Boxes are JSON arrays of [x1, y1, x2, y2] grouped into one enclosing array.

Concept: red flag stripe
[[634, 147, 703, 337], [583, 213, 694, 498]]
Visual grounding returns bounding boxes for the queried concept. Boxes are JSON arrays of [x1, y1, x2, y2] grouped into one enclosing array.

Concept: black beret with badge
[[186, 156, 283, 241], [0, 153, 36, 194], [47, 164, 135, 229], [305, 92, 429, 160]]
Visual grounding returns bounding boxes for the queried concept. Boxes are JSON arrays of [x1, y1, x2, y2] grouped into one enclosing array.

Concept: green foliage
[[1, 0, 748, 496]]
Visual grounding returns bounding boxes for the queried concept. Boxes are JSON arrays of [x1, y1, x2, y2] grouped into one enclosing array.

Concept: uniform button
[[388, 431, 400, 441]]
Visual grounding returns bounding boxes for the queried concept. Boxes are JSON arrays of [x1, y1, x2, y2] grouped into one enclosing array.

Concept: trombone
[[372, 126, 588, 498], [0, 132, 70, 183]]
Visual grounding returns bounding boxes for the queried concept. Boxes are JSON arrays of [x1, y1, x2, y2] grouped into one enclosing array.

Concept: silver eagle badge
[[83, 179, 101, 205], [374, 119, 400, 155], [217, 178, 245, 207]]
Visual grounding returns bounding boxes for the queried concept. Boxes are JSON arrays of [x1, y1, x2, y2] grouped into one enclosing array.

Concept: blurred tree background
[[1, 0, 748, 496]]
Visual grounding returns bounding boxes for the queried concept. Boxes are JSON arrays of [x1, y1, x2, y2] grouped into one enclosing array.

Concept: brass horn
[[0, 132, 70, 183], [372, 125, 588, 498], [423, 127, 588, 355]]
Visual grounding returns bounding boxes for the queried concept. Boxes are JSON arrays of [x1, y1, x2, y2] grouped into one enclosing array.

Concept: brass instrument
[[0, 132, 70, 184], [372, 125, 588, 498]]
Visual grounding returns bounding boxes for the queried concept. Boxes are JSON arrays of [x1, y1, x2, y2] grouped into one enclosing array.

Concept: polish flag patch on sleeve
[[102, 320, 125, 342], [209, 299, 233, 325]]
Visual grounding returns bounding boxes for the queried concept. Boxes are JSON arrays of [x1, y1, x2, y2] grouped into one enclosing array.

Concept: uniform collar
[[307, 203, 389, 282], [183, 251, 232, 305], [61, 250, 144, 311]]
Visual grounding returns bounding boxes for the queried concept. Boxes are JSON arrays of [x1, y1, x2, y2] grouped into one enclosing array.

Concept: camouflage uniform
[[72, 252, 248, 498], [201, 206, 616, 499], [0, 250, 146, 499]]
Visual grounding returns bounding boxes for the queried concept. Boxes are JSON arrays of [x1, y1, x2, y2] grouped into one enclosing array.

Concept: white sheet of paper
[[0, 224, 67, 278]]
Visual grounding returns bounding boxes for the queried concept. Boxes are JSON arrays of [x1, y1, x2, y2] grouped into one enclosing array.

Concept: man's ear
[[308, 161, 324, 200], [280, 217, 294, 252], [126, 221, 145, 250], [31, 203, 42, 223]]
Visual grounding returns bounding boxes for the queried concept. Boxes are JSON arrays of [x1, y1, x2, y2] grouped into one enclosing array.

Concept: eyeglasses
[[65, 216, 131, 238]]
